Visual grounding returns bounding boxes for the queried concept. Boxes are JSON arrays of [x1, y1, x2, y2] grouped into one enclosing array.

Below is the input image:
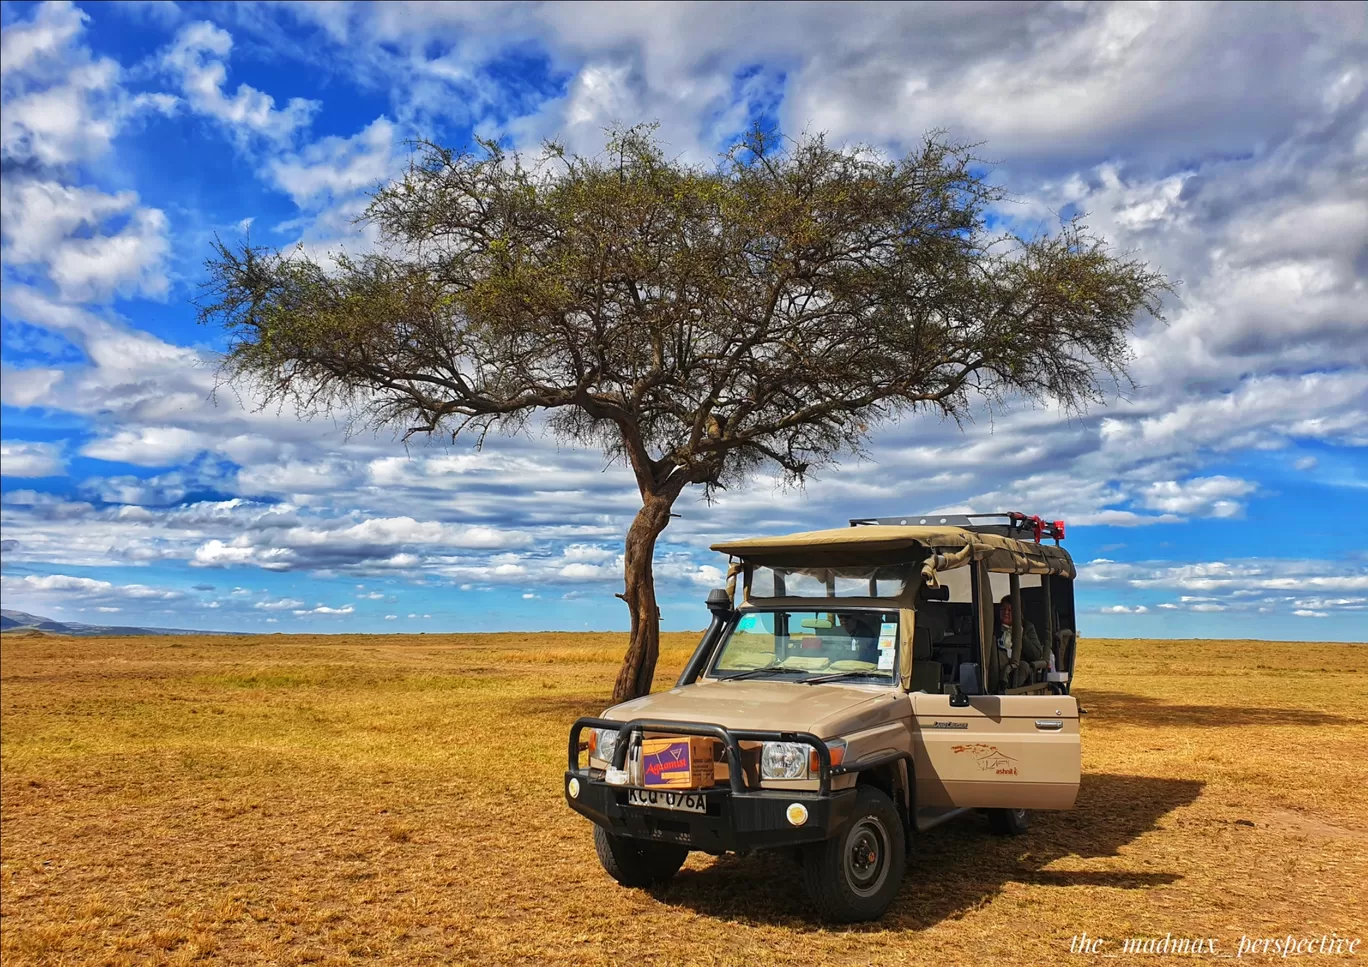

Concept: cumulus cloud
[[1139, 476, 1257, 519], [268, 116, 396, 208], [0, 1, 174, 167], [82, 427, 205, 466], [1, 1, 1365, 638], [0, 571, 185, 605], [161, 21, 317, 143], [293, 603, 354, 615], [1083, 557, 1368, 620], [0, 7, 174, 305], [253, 597, 304, 611], [0, 441, 66, 478]]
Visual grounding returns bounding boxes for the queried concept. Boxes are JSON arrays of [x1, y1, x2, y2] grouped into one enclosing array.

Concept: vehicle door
[[909, 691, 1080, 809]]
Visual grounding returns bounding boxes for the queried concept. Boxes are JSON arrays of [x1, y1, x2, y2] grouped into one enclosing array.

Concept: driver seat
[[911, 627, 942, 693]]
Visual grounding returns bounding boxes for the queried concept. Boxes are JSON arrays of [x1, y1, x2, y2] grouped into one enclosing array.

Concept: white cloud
[[0, 1, 176, 167], [0, 442, 66, 478], [161, 21, 317, 143], [268, 117, 396, 207], [561, 544, 616, 564], [1293, 609, 1329, 618], [253, 597, 304, 611], [293, 603, 354, 615], [4, 573, 111, 594], [1140, 476, 1257, 518], [384, 613, 397, 620], [2, 1, 1365, 639], [1, 180, 137, 263], [82, 427, 205, 467], [1099, 604, 1149, 614], [559, 562, 606, 581], [0, 572, 184, 603], [44, 204, 170, 303], [0, 1, 87, 80], [1083, 557, 1368, 620]]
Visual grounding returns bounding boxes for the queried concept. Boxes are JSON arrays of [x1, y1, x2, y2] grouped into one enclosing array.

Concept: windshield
[[710, 609, 900, 683]]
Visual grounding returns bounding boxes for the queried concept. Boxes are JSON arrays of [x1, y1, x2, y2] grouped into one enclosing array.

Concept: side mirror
[[949, 662, 981, 707]]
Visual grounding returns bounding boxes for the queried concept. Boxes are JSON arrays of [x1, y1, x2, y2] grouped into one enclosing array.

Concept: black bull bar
[[568, 716, 833, 795]]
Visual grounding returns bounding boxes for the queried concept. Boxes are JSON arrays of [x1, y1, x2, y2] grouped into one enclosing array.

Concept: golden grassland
[[1, 629, 1365, 966]]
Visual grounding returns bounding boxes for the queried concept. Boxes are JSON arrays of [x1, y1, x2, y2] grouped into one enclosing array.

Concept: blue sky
[[1, 1, 1365, 641]]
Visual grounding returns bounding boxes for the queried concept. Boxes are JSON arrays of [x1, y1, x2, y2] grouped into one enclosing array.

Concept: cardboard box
[[641, 736, 715, 788]]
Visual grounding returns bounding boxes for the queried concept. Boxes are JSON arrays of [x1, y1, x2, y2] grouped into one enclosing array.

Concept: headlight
[[591, 727, 620, 764], [761, 741, 810, 779], [760, 739, 848, 780]]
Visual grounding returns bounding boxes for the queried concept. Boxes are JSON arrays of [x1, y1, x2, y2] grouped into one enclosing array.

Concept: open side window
[[909, 564, 979, 694], [1047, 575, 1078, 684]]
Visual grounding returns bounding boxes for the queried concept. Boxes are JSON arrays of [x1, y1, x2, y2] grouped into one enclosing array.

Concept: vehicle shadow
[[653, 772, 1202, 931], [1075, 689, 1359, 728]]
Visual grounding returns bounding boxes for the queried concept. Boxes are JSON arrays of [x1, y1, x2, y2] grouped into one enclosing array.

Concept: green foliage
[[199, 124, 1168, 502]]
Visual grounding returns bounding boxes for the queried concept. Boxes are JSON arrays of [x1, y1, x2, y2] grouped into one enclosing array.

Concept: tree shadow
[[508, 693, 608, 719], [653, 772, 1202, 931], [1075, 689, 1359, 727]]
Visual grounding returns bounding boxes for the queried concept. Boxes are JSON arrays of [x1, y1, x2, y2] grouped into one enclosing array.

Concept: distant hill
[[0, 609, 243, 637]]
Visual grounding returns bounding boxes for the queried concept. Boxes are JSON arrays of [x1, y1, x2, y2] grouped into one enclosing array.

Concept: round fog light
[[785, 802, 809, 826], [568, 777, 581, 799]]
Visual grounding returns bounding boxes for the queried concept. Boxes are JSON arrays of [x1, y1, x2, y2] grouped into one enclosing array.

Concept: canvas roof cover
[[710, 525, 1076, 578]]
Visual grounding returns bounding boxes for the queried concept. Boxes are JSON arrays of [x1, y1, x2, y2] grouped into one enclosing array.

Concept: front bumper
[[564, 772, 858, 852], [565, 715, 858, 853]]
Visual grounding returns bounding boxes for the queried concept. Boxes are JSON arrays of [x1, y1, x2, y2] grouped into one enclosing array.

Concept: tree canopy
[[199, 125, 1168, 701]]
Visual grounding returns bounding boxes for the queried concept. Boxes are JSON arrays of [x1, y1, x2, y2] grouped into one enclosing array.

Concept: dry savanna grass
[[2, 629, 1365, 966]]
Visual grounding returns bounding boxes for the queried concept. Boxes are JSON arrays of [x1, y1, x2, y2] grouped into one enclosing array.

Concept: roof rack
[[849, 512, 1066, 544]]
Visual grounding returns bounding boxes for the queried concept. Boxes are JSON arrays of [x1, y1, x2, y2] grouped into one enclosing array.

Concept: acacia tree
[[199, 126, 1167, 702]]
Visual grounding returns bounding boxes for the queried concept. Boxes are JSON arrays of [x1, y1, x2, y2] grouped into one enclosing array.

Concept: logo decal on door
[[951, 743, 1018, 775]]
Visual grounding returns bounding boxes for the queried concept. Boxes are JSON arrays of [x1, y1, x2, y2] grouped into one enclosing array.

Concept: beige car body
[[595, 522, 1082, 825]]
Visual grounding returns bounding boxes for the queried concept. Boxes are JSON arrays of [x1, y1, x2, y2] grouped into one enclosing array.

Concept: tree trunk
[[611, 493, 677, 703]]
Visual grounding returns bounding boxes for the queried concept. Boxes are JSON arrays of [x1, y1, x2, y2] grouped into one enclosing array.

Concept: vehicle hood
[[602, 678, 907, 738]]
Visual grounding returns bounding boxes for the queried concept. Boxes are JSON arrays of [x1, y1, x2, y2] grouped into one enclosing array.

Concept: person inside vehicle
[[837, 612, 880, 664], [994, 595, 1046, 686]]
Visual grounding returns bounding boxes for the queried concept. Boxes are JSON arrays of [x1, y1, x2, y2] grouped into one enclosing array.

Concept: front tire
[[593, 825, 688, 887], [988, 807, 1030, 836], [802, 786, 906, 922]]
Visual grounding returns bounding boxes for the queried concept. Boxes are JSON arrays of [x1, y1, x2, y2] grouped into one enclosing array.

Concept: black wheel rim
[[844, 817, 889, 897]]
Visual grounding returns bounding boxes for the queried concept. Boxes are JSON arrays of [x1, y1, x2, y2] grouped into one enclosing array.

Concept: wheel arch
[[848, 753, 914, 834]]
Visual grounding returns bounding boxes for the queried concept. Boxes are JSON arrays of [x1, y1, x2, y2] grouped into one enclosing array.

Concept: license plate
[[626, 788, 707, 813]]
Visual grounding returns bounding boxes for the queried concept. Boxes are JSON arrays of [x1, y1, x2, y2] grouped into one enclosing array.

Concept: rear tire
[[802, 786, 905, 922], [988, 807, 1030, 836], [593, 825, 688, 887]]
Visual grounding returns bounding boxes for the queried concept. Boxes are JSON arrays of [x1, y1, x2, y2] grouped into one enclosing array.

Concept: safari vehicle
[[564, 512, 1081, 922]]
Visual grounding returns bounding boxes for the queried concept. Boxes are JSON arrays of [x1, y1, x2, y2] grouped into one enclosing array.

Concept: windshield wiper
[[720, 666, 811, 682], [803, 670, 887, 685]]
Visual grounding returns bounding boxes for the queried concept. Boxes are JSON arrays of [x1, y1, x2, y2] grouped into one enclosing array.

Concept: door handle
[[1034, 720, 1064, 731]]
